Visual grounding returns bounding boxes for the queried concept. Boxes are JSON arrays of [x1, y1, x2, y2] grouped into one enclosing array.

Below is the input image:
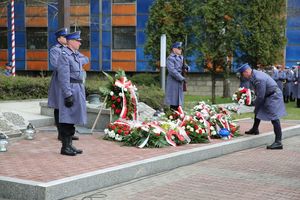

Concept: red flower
[[115, 109, 121, 114], [111, 125, 116, 130], [111, 104, 116, 109], [124, 131, 130, 135], [117, 98, 121, 103], [117, 129, 122, 134], [111, 96, 116, 101]]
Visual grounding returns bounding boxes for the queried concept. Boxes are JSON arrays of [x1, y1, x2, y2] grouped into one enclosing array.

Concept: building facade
[[0, 0, 299, 72]]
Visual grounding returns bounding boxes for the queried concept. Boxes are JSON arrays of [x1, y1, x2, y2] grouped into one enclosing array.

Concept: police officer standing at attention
[[56, 31, 89, 156], [238, 63, 286, 150], [165, 42, 189, 111], [48, 28, 81, 141]]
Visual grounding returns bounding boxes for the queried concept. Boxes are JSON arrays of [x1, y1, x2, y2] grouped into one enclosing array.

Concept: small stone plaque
[[0, 112, 28, 138]]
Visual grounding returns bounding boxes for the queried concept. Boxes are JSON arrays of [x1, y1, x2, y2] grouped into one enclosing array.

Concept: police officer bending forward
[[238, 63, 286, 150], [56, 31, 89, 156]]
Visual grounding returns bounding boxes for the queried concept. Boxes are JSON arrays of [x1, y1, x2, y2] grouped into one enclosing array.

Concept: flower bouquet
[[100, 71, 138, 120], [104, 120, 131, 141], [232, 87, 255, 106], [180, 116, 209, 143]]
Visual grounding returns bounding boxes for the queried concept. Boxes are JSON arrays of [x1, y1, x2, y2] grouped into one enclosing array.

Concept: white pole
[[11, 0, 15, 76], [160, 34, 166, 91]]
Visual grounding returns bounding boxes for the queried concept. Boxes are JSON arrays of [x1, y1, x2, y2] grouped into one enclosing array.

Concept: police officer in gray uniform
[[283, 66, 293, 103], [164, 42, 188, 111], [47, 28, 81, 141], [56, 31, 89, 156], [238, 63, 286, 150]]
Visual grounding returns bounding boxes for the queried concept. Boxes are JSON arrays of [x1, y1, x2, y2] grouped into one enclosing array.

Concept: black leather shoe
[[70, 144, 83, 154], [61, 147, 77, 156], [72, 135, 79, 140], [245, 129, 259, 135], [266, 142, 283, 150]]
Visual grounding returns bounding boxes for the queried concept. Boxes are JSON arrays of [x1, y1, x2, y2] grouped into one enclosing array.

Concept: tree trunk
[[211, 71, 216, 104], [223, 61, 231, 98]]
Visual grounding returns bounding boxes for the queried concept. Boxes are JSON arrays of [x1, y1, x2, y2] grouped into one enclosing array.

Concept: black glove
[[64, 95, 73, 107]]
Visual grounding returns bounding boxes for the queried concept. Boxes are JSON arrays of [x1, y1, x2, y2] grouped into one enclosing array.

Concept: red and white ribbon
[[115, 77, 138, 120]]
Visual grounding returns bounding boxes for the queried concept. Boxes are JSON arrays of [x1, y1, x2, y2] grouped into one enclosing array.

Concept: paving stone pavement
[[65, 135, 300, 200]]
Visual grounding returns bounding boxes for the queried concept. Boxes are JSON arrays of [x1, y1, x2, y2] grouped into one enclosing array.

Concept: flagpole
[[11, 0, 15, 76]]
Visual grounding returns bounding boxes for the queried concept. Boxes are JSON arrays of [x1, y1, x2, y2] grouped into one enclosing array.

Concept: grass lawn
[[184, 95, 300, 120]]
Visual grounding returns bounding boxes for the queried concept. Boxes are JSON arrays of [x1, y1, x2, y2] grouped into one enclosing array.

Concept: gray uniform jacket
[[250, 70, 286, 121], [56, 47, 89, 125], [283, 69, 293, 96], [48, 43, 64, 109], [164, 52, 185, 106]]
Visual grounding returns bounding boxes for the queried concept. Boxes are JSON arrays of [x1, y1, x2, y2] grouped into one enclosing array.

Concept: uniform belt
[[70, 78, 83, 84]]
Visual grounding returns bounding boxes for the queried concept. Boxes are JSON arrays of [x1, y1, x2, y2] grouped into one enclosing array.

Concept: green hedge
[[0, 74, 165, 109]]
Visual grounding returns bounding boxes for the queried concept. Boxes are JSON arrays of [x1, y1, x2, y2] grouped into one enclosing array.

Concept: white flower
[[187, 125, 191, 129], [196, 129, 199, 133], [115, 134, 123, 141], [141, 126, 149, 132], [124, 88, 128, 92], [169, 116, 173, 119], [110, 91, 114, 96], [189, 127, 194, 132], [182, 126, 186, 130], [119, 92, 123, 97], [108, 130, 115, 138], [153, 128, 161, 134], [104, 129, 109, 135]]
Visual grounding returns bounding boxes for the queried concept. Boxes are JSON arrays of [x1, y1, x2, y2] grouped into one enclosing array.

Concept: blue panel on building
[[14, 2, 25, 17], [90, 61, 99, 71], [102, 47, 111, 60], [286, 46, 300, 60], [91, 47, 99, 62], [137, 0, 153, 13], [15, 60, 25, 70], [90, 0, 99, 13], [102, 61, 111, 71], [137, 15, 148, 29], [15, 31, 25, 46], [102, 17, 111, 31], [136, 46, 145, 61], [287, 29, 300, 44], [286, 61, 299, 67], [137, 31, 146, 45], [102, 31, 111, 46], [288, 0, 300, 8], [287, 16, 300, 27], [90, 16, 100, 31], [91, 31, 100, 46], [136, 61, 153, 72], [102, 0, 111, 15]]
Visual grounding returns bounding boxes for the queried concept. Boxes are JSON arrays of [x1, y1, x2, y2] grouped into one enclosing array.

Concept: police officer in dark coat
[[56, 31, 89, 156], [48, 28, 81, 141], [283, 66, 293, 103], [165, 42, 188, 111], [238, 63, 286, 150]]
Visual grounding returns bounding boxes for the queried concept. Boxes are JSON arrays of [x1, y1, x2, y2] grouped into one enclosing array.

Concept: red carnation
[[111, 125, 116, 130], [111, 104, 116, 109], [111, 96, 116, 101], [115, 109, 121, 114], [117, 98, 121, 103], [117, 129, 122, 134]]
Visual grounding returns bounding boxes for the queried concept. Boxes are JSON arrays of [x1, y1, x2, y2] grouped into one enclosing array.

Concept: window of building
[[26, 0, 44, 6], [71, 0, 90, 5], [26, 27, 47, 49], [70, 26, 90, 49], [113, 0, 136, 3], [0, 27, 8, 49], [112, 27, 136, 49]]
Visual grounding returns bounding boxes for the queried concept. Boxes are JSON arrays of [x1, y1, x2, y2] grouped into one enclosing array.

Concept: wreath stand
[[91, 96, 111, 133]]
